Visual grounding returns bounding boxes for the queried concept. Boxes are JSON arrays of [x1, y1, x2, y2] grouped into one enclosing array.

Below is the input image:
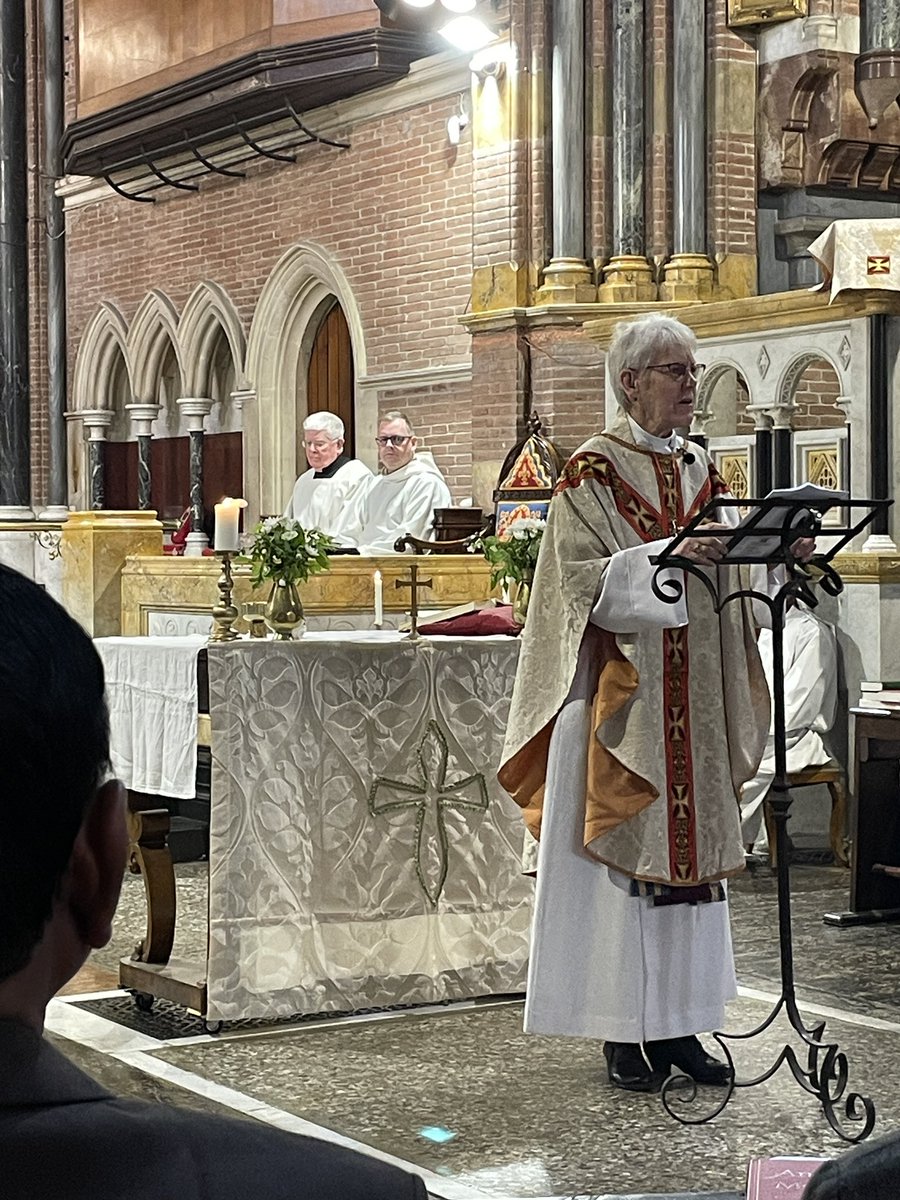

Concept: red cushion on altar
[[420, 604, 521, 636]]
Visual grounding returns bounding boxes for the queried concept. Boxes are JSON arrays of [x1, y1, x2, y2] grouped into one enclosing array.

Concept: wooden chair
[[764, 760, 848, 867]]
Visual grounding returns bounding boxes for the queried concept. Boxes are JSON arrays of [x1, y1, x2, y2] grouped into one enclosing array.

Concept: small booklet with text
[[746, 1155, 830, 1199], [722, 483, 848, 561]]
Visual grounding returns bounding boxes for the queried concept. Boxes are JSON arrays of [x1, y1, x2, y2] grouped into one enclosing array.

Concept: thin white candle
[[214, 497, 247, 552], [373, 569, 384, 627]]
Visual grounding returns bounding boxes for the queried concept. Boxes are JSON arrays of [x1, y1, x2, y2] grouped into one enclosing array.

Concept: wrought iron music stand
[[650, 493, 890, 1143]]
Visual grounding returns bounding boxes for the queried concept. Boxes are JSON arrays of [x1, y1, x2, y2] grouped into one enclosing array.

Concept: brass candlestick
[[210, 551, 240, 642]]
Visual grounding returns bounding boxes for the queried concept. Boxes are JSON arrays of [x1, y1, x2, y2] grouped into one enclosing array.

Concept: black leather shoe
[[644, 1035, 733, 1086], [603, 1041, 665, 1092]]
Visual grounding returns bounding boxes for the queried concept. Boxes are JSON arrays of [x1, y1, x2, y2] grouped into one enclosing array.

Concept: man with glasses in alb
[[344, 411, 451, 554]]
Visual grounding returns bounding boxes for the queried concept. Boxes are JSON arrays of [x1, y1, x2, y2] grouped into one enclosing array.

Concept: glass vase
[[264, 578, 305, 640], [511, 577, 532, 626]]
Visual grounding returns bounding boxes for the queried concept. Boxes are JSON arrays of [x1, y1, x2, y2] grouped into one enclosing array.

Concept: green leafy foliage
[[241, 517, 333, 588], [474, 517, 546, 588]]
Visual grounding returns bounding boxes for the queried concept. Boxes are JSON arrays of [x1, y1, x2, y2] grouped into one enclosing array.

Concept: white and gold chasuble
[[499, 409, 769, 888]]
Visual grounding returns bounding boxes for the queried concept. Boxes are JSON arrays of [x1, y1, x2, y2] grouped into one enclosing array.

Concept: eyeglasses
[[375, 435, 412, 447], [639, 362, 706, 381], [303, 441, 335, 451]]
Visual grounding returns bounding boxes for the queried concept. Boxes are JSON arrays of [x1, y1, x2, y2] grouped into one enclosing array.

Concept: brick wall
[[378, 381, 473, 499], [708, 0, 758, 263], [527, 325, 605, 457], [791, 359, 845, 429], [64, 91, 477, 490]]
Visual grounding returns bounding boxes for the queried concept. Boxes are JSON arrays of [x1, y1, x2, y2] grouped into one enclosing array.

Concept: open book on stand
[[722, 483, 848, 561]]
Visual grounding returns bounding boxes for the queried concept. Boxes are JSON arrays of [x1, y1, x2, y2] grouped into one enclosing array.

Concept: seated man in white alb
[[283, 413, 371, 541], [740, 600, 838, 860], [347, 411, 452, 555]]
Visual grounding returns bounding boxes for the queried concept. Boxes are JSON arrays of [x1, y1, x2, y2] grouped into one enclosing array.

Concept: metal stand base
[[662, 805, 875, 1142]]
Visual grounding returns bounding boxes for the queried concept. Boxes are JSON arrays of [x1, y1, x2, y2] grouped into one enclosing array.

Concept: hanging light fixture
[[375, 0, 498, 52], [438, 14, 497, 51]]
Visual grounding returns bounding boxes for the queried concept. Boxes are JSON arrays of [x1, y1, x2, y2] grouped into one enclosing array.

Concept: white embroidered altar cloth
[[205, 632, 531, 1021]]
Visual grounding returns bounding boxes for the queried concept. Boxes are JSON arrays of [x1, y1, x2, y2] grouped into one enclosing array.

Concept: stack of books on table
[[858, 681, 900, 712]]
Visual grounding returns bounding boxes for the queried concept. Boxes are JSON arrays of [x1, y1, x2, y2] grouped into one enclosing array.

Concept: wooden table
[[824, 708, 900, 926]]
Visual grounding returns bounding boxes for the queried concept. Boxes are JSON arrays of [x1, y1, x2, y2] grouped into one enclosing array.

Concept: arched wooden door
[[306, 301, 355, 454]]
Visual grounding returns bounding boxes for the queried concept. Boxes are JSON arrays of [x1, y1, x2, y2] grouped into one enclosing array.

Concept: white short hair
[[606, 314, 698, 408], [303, 412, 344, 440]]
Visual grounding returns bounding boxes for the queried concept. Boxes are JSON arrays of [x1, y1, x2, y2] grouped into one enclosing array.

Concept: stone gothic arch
[[127, 289, 185, 407], [775, 349, 845, 417], [70, 302, 131, 412], [244, 241, 369, 517], [178, 280, 247, 399], [68, 303, 132, 509]]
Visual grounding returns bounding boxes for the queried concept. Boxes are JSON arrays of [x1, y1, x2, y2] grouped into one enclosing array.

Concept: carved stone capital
[[177, 396, 213, 432], [80, 408, 114, 440], [126, 402, 162, 438]]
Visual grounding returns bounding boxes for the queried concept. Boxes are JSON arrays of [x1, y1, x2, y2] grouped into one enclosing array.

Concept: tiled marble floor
[[46, 863, 900, 1200]]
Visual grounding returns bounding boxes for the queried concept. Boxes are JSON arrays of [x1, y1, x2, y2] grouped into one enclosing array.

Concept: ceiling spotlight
[[439, 15, 496, 51], [400, 0, 436, 7], [439, 0, 478, 12]]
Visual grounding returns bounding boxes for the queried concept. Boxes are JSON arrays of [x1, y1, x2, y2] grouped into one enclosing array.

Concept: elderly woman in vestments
[[498, 313, 772, 1093]]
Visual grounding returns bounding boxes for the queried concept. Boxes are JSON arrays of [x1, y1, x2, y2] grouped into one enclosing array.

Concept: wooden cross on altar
[[395, 562, 433, 640]]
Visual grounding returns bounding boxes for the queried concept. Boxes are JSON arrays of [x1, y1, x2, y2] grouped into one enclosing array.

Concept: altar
[[120, 631, 531, 1023]]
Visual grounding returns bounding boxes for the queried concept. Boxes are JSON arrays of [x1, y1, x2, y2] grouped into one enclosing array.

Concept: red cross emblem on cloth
[[867, 255, 891, 275]]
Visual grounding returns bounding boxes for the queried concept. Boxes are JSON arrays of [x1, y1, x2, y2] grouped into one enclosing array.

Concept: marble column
[[536, 0, 596, 304], [753, 420, 773, 499], [126, 403, 161, 510], [0, 0, 32, 517], [660, 0, 715, 301], [177, 398, 213, 557], [39, 0, 68, 520], [598, 0, 656, 302], [231, 389, 257, 526], [80, 410, 113, 511], [770, 407, 793, 490], [863, 313, 896, 549]]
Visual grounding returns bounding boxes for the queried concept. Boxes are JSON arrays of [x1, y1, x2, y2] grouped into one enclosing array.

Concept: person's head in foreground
[[0, 564, 125, 1029], [607, 312, 704, 438], [302, 411, 346, 472]]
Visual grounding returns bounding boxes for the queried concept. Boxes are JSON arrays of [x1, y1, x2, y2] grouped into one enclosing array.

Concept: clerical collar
[[626, 413, 680, 455], [314, 454, 350, 479]]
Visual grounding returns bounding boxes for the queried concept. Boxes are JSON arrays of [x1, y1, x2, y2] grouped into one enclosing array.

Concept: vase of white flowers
[[476, 516, 546, 626], [242, 517, 333, 639]]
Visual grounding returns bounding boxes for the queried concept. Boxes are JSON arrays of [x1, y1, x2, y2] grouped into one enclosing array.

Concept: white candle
[[214, 497, 247, 552], [373, 569, 384, 627]]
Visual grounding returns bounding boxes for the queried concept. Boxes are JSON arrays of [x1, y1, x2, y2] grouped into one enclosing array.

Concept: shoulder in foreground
[[2, 1098, 426, 1200], [805, 1134, 900, 1200]]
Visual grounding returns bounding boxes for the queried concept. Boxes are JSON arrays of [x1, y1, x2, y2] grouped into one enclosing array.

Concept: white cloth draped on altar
[[94, 635, 207, 799], [205, 633, 531, 1021]]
